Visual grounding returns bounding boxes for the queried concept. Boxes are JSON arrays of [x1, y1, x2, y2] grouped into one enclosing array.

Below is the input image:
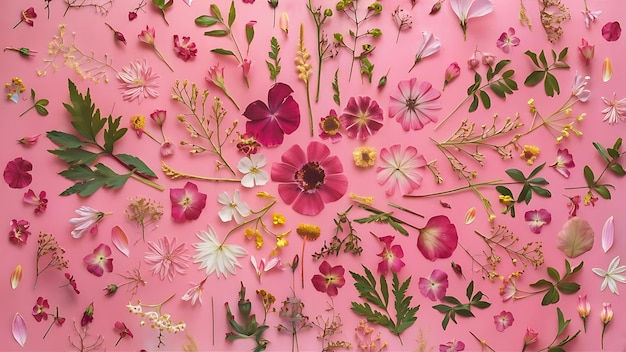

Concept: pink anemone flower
[[83, 244, 113, 277], [418, 216, 458, 261], [339, 96, 384, 140], [170, 182, 207, 221], [375, 235, 405, 275], [271, 141, 348, 216], [389, 78, 442, 131], [418, 269, 449, 301], [376, 144, 427, 196], [311, 260, 346, 297]]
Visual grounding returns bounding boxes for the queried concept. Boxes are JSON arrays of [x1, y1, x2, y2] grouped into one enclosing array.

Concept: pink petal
[[556, 217, 594, 258], [602, 216, 614, 253], [466, 0, 495, 19], [291, 190, 325, 216], [111, 226, 130, 257], [417, 216, 458, 261], [12, 313, 27, 347]]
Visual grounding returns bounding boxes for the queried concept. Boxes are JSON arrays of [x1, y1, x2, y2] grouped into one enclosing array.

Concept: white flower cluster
[[126, 302, 186, 334]]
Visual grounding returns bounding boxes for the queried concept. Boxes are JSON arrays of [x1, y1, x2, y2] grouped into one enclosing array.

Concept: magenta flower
[[83, 244, 113, 277], [271, 141, 348, 215], [389, 79, 442, 131], [376, 144, 427, 196], [9, 219, 30, 245], [439, 338, 465, 352], [493, 310, 514, 332], [418, 216, 458, 261], [318, 109, 342, 143], [173, 35, 197, 61], [170, 182, 207, 221], [496, 27, 520, 54], [443, 62, 461, 91], [418, 269, 449, 301], [244, 83, 300, 147], [524, 209, 551, 234], [150, 109, 167, 126], [339, 96, 384, 140], [206, 63, 241, 110], [550, 149, 575, 178], [602, 21, 621, 41], [566, 195, 581, 218], [81, 302, 94, 327], [145, 236, 190, 282], [578, 38, 594, 65], [14, 7, 37, 28], [32, 297, 49, 322], [114, 321, 134, 346], [375, 235, 405, 275], [4, 157, 33, 189], [137, 26, 173, 71], [18, 134, 40, 145], [23, 189, 47, 214], [311, 260, 346, 297]]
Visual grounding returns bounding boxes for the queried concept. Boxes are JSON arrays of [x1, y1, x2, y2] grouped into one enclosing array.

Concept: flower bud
[[324, 9, 333, 17], [600, 303, 613, 324], [369, 28, 382, 38]]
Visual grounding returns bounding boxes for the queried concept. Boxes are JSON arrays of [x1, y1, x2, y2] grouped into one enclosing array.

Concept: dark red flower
[[602, 21, 621, 42], [244, 83, 300, 147], [4, 157, 33, 188], [114, 321, 134, 346], [23, 189, 47, 214], [9, 219, 30, 245], [81, 302, 94, 327], [128, 11, 138, 21], [62, 273, 80, 294], [311, 260, 346, 297], [32, 297, 49, 322], [173, 35, 197, 61]]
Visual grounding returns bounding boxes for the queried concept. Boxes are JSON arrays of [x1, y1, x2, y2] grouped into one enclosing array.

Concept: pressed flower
[[114, 321, 133, 346], [83, 244, 114, 277], [272, 213, 286, 225], [550, 148, 575, 178], [439, 338, 465, 352], [375, 235, 405, 275], [520, 145, 540, 165], [4, 157, 33, 189], [238, 154, 269, 188], [496, 27, 520, 54], [170, 181, 207, 221], [493, 310, 514, 332], [62, 273, 80, 294], [577, 294, 591, 332], [173, 35, 197, 61], [206, 63, 241, 110], [600, 302, 613, 349], [138, 26, 173, 71], [581, 7, 601, 28], [601, 93, 626, 124], [32, 297, 49, 322], [602, 57, 612, 82], [12, 313, 27, 347], [467, 49, 480, 70], [245, 227, 264, 249], [193, 225, 248, 278], [14, 7, 37, 28], [522, 328, 538, 350], [571, 73, 591, 102], [117, 59, 160, 103], [105, 23, 126, 45], [244, 83, 300, 147], [443, 62, 461, 91], [376, 144, 426, 196], [181, 277, 207, 305], [450, 0, 495, 40], [339, 96, 384, 140], [592, 256, 626, 294], [81, 302, 94, 327], [319, 109, 342, 143], [499, 275, 518, 301], [69, 206, 111, 239], [566, 195, 581, 217], [17, 134, 40, 145], [353, 146, 377, 168], [236, 132, 261, 156], [311, 260, 346, 297], [129, 115, 145, 136], [418, 215, 458, 261], [389, 78, 442, 131], [145, 236, 190, 282], [578, 38, 594, 65], [271, 141, 348, 215], [279, 12, 289, 33], [23, 189, 47, 214], [11, 265, 23, 289], [217, 190, 251, 224], [409, 31, 441, 71], [9, 219, 30, 245], [418, 269, 449, 301], [392, 5, 413, 42], [251, 256, 281, 282], [524, 209, 551, 234], [602, 21, 621, 42], [481, 51, 496, 66], [160, 141, 174, 157]]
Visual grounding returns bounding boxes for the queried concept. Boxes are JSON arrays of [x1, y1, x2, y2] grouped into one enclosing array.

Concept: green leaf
[[519, 184, 532, 204], [583, 166, 595, 187], [614, 138, 623, 151], [549, 348, 566, 352], [498, 81, 513, 95], [525, 50, 539, 67], [479, 90, 491, 109], [556, 282, 580, 294], [558, 47, 568, 61], [195, 15, 219, 26], [380, 275, 389, 307], [505, 168, 526, 182], [528, 163, 545, 178], [465, 281, 474, 300], [246, 23, 255, 46], [496, 185, 513, 197], [35, 105, 49, 116], [531, 186, 552, 198], [433, 304, 452, 313], [539, 50, 548, 68], [530, 279, 554, 288], [557, 307, 568, 335], [594, 185, 611, 199], [204, 29, 229, 37], [609, 163, 626, 176], [529, 177, 549, 185], [493, 60, 510, 75], [211, 48, 236, 56], [541, 287, 560, 306], [210, 4, 223, 22], [490, 83, 505, 98], [59, 163, 132, 197], [486, 66, 494, 81], [571, 261, 584, 273], [607, 148, 620, 159], [544, 72, 560, 97], [524, 71, 545, 87], [49, 148, 100, 165], [455, 308, 475, 318], [504, 77, 518, 90], [47, 130, 88, 148], [592, 142, 610, 162], [547, 267, 560, 282], [103, 116, 127, 154], [116, 154, 158, 177], [227, 0, 236, 27], [332, 69, 340, 105], [443, 296, 461, 305], [468, 94, 479, 112], [64, 79, 105, 143], [472, 301, 491, 309]]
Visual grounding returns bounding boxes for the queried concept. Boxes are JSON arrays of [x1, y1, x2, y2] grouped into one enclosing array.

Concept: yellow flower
[[353, 146, 377, 168], [272, 213, 286, 226], [296, 223, 320, 241], [244, 228, 264, 249], [520, 145, 540, 165], [130, 115, 146, 131], [498, 195, 514, 206]]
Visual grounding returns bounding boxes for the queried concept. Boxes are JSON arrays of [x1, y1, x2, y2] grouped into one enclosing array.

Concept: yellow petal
[[465, 207, 476, 225], [10, 264, 22, 289], [602, 57, 612, 82]]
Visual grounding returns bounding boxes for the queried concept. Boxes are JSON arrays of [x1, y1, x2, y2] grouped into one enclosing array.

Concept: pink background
[[1, 0, 625, 351]]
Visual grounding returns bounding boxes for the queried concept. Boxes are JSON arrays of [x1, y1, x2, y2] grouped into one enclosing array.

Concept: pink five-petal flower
[[389, 78, 442, 131], [550, 148, 575, 178], [496, 27, 520, 54], [418, 269, 449, 301], [23, 189, 47, 214], [32, 297, 49, 322], [271, 141, 348, 216], [494, 310, 514, 332], [439, 338, 465, 352], [376, 144, 426, 196], [311, 260, 346, 297], [83, 244, 113, 277], [524, 209, 552, 234], [450, 0, 494, 40], [418, 215, 458, 261], [173, 35, 197, 61], [4, 157, 33, 189], [339, 96, 384, 140], [376, 235, 405, 275], [144, 236, 190, 282], [602, 21, 621, 42], [578, 38, 594, 65], [581, 8, 601, 28], [170, 181, 207, 221], [244, 83, 300, 147], [9, 219, 31, 245]]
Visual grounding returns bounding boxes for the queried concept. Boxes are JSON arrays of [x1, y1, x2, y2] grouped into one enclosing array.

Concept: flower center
[[322, 116, 340, 135], [406, 97, 418, 112], [325, 274, 338, 285], [295, 162, 325, 191], [180, 195, 191, 207]]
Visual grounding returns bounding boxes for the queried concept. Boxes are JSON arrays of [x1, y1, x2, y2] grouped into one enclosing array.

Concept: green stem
[[130, 174, 165, 191], [19, 105, 35, 117], [404, 180, 503, 198], [223, 200, 276, 244]]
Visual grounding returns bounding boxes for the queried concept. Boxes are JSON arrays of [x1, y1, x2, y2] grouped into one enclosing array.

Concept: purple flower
[[524, 209, 551, 234], [494, 310, 514, 332], [244, 83, 300, 147], [339, 96, 384, 140], [602, 21, 621, 41], [496, 27, 520, 54], [375, 235, 405, 275], [550, 149, 575, 178], [418, 269, 449, 301], [3, 157, 32, 189]]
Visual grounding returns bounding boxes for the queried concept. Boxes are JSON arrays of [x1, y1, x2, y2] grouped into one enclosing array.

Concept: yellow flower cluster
[[520, 145, 540, 165], [295, 23, 312, 84], [5, 77, 25, 101], [126, 301, 186, 334], [353, 146, 377, 168]]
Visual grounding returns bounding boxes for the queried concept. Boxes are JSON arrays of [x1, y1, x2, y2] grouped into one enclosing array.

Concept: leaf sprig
[[524, 48, 569, 97], [573, 138, 625, 199], [47, 79, 162, 196], [151, 0, 173, 25], [529, 259, 583, 306], [225, 282, 269, 352], [497, 163, 551, 217], [265, 36, 281, 82], [354, 203, 421, 236], [19, 89, 49, 117], [350, 266, 419, 343], [432, 281, 491, 330], [313, 205, 363, 259], [537, 308, 580, 352]]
